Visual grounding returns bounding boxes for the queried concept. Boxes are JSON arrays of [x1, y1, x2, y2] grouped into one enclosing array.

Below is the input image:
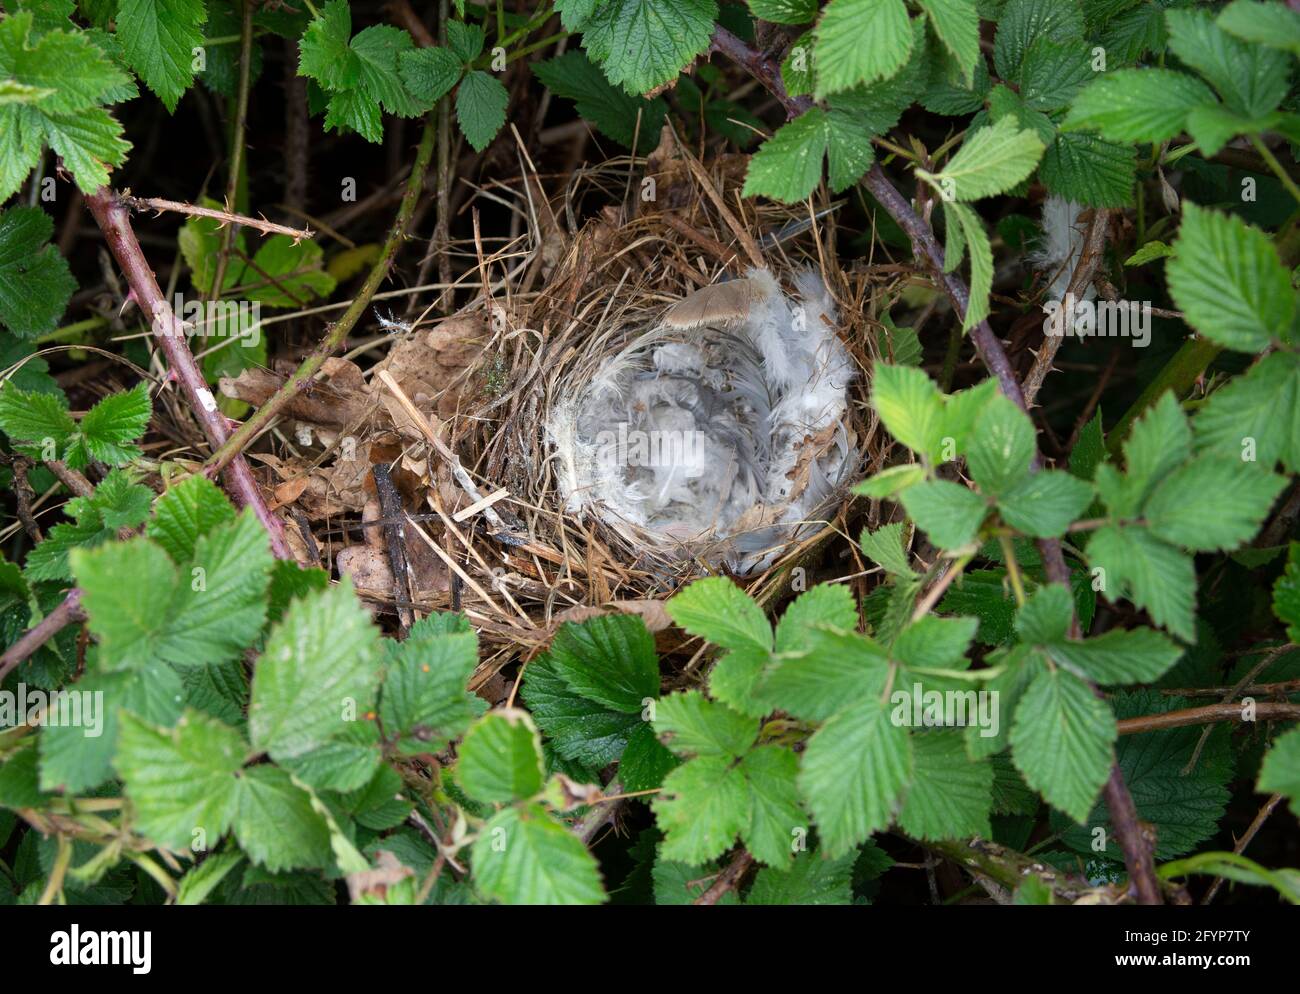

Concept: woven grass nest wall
[[224, 129, 905, 680]]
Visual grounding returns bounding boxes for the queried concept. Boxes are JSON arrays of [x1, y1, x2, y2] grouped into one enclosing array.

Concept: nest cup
[[459, 148, 878, 603]]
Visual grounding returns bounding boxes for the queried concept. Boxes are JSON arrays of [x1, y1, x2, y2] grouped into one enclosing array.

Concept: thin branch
[[121, 196, 313, 243], [1021, 208, 1111, 407], [85, 188, 292, 559], [1202, 793, 1285, 905], [709, 22, 1161, 905], [693, 850, 754, 905], [205, 118, 437, 474], [0, 589, 85, 683], [1117, 701, 1300, 734]]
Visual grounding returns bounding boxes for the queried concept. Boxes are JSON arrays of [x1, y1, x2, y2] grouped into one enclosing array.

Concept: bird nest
[[228, 129, 895, 661]]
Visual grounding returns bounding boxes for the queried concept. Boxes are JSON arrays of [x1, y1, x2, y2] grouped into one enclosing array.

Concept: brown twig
[[45, 460, 94, 499], [1162, 678, 1300, 699], [693, 850, 754, 905], [0, 589, 85, 683], [85, 188, 293, 559], [1202, 793, 1285, 904], [709, 22, 1162, 904], [372, 462, 414, 635], [121, 196, 313, 243], [1021, 209, 1111, 407], [1117, 701, 1300, 734]]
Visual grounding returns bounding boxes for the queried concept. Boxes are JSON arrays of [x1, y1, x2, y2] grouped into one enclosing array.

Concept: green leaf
[[859, 522, 914, 577], [350, 25, 421, 117], [798, 698, 912, 855], [0, 381, 75, 453], [233, 766, 333, 871], [1062, 68, 1216, 142], [967, 393, 1036, 496], [454, 69, 507, 151], [1010, 668, 1116, 822], [146, 474, 236, 563], [762, 627, 890, 722], [23, 469, 152, 582], [891, 615, 978, 669], [38, 661, 183, 793], [1273, 543, 1300, 643], [533, 50, 665, 150], [993, 0, 1084, 80], [1038, 132, 1137, 208], [1017, 38, 1092, 111], [897, 731, 993, 840], [72, 382, 151, 466], [582, 0, 717, 96], [870, 363, 946, 458], [776, 584, 860, 649], [72, 513, 274, 672], [746, 849, 856, 904], [1048, 627, 1183, 685], [1166, 7, 1290, 119], [943, 200, 993, 329], [1120, 392, 1191, 510], [0, 206, 75, 337], [917, 0, 979, 85], [666, 576, 771, 653], [737, 745, 805, 866], [652, 854, 740, 904], [522, 654, 641, 768], [175, 852, 244, 905], [1014, 583, 1073, 646], [747, 0, 817, 24], [1195, 351, 1300, 473], [1166, 202, 1295, 353], [457, 709, 546, 804], [998, 470, 1094, 539], [1218, 0, 1300, 59], [113, 709, 246, 850], [116, 0, 208, 112], [1124, 240, 1175, 267], [1258, 726, 1300, 818], [1144, 455, 1286, 552], [380, 623, 479, 755], [917, 116, 1045, 202], [471, 804, 605, 904], [544, 615, 659, 712], [651, 754, 749, 863], [854, 463, 927, 499], [900, 479, 989, 550], [618, 721, 679, 791], [248, 580, 382, 761], [742, 106, 876, 203], [445, 20, 485, 62], [1056, 690, 1232, 859], [399, 45, 463, 106], [1086, 524, 1196, 641], [654, 691, 757, 759], [814, 0, 913, 97]]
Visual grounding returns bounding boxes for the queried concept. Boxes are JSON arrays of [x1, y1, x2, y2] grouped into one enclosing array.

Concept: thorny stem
[[206, 119, 438, 474], [85, 188, 292, 559], [693, 850, 754, 905], [710, 23, 1163, 904]]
